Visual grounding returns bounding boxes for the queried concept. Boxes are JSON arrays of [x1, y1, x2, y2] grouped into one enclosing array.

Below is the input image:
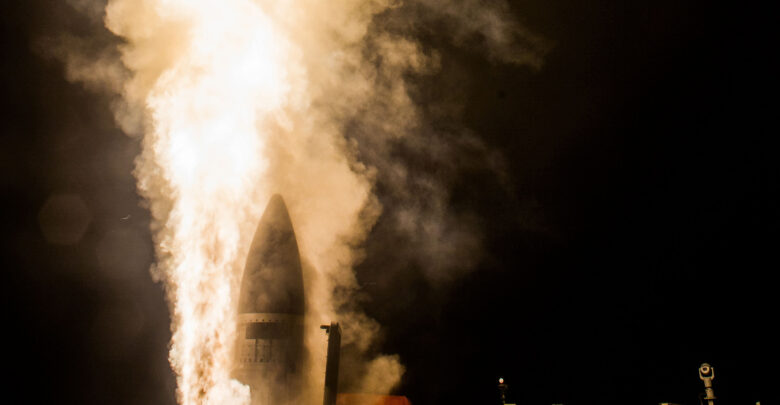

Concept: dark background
[[3, 1, 775, 405]]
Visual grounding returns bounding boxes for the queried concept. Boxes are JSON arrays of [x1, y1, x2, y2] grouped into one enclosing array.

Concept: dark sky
[[3, 1, 776, 405]]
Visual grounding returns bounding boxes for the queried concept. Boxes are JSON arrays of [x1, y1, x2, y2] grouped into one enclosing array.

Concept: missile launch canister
[[235, 194, 305, 405]]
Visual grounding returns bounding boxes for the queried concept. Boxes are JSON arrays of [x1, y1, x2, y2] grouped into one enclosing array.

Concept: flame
[[58, 0, 541, 403], [105, 0, 293, 403], [104, 0, 390, 403]]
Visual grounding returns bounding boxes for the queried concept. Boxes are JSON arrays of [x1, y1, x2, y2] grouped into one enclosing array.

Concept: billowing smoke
[[47, 0, 544, 403]]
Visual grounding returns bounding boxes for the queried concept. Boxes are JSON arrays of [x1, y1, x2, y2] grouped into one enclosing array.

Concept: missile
[[235, 194, 305, 405]]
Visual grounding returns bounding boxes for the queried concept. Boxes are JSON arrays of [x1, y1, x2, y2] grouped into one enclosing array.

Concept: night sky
[[3, 2, 776, 405]]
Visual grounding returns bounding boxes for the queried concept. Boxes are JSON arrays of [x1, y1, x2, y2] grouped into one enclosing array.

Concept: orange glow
[[104, 0, 293, 403]]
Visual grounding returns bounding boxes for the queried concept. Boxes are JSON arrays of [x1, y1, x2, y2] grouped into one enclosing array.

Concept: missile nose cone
[[238, 194, 304, 315]]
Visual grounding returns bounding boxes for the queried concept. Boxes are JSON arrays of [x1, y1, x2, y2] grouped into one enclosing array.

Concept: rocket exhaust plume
[[50, 0, 544, 403]]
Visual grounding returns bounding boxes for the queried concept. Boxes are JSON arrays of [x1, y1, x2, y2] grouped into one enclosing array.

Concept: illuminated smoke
[[50, 0, 544, 403]]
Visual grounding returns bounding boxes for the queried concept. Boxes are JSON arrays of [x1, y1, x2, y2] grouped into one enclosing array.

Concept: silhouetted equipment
[[234, 195, 305, 405], [498, 377, 509, 404], [698, 363, 716, 405], [322, 322, 342, 405]]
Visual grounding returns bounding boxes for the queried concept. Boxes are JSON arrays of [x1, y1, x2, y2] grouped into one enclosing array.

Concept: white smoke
[[45, 0, 544, 403]]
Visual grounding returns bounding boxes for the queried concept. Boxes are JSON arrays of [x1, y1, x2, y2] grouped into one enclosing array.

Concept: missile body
[[235, 194, 305, 405]]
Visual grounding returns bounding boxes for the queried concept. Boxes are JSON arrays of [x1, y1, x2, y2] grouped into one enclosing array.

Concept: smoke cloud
[[47, 0, 544, 403]]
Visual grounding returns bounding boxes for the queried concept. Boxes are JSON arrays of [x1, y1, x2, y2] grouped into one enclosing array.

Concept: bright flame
[[56, 0, 541, 403], [105, 0, 293, 403]]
